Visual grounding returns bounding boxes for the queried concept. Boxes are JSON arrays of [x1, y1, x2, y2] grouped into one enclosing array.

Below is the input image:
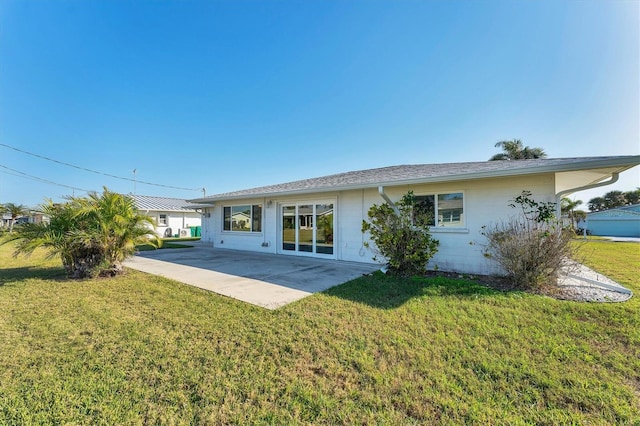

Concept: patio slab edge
[[124, 257, 313, 309]]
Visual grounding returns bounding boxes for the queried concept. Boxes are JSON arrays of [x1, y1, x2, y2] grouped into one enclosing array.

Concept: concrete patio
[[124, 242, 380, 309]]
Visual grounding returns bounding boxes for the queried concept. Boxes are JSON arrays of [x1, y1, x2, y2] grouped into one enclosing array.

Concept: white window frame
[[277, 198, 337, 259], [158, 213, 168, 226], [222, 204, 263, 233], [414, 191, 466, 229]]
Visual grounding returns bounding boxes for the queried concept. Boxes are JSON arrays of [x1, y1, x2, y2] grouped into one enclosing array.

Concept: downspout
[[378, 186, 399, 215], [555, 172, 620, 218]]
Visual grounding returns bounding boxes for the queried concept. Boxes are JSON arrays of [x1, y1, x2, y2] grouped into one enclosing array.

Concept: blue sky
[[1, 0, 638, 208]]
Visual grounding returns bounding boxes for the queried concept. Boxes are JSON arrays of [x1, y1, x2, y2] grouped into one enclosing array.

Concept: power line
[[0, 164, 93, 192], [0, 142, 203, 192]]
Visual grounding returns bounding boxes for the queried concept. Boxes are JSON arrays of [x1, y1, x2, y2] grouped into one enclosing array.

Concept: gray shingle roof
[[126, 194, 204, 212], [190, 156, 640, 202]]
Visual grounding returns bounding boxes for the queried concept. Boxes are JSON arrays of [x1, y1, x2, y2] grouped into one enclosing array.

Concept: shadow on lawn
[[0, 266, 67, 284], [324, 271, 506, 309]]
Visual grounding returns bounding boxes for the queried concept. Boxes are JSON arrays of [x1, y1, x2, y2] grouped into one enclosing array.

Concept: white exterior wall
[[201, 208, 215, 243], [205, 198, 274, 252], [386, 174, 556, 275], [151, 211, 202, 237], [200, 174, 556, 275]]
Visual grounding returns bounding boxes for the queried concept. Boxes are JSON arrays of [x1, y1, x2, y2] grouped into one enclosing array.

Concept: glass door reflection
[[282, 205, 296, 251], [315, 204, 333, 255], [281, 202, 334, 257], [297, 205, 313, 252]]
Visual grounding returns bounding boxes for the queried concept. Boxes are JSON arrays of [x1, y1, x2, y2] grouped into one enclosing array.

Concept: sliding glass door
[[281, 202, 334, 257]]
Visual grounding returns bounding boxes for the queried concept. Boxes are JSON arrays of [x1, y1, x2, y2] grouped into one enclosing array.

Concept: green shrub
[[362, 191, 439, 277], [4, 188, 157, 278]]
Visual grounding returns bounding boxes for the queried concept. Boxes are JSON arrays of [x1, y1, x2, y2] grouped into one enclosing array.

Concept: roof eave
[[137, 207, 201, 213], [191, 156, 640, 202]]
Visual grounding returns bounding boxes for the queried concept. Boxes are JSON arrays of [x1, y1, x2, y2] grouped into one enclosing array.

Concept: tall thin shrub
[[481, 191, 576, 290]]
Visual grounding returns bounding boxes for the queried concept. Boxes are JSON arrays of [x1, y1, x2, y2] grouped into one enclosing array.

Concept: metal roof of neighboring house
[[126, 194, 205, 212], [190, 156, 640, 202]]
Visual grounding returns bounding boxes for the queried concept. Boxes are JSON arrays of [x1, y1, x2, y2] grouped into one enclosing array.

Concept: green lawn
[[0, 240, 638, 424], [282, 228, 313, 243]]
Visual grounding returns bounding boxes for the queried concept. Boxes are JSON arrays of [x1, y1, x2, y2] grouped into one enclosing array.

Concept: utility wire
[[0, 164, 93, 192], [0, 142, 203, 192]]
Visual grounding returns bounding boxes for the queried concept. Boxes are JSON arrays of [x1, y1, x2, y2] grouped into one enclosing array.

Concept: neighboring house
[[1, 213, 12, 228], [1, 212, 48, 228], [190, 156, 640, 275], [578, 204, 640, 237], [21, 213, 49, 225], [127, 194, 203, 238], [229, 210, 252, 231]]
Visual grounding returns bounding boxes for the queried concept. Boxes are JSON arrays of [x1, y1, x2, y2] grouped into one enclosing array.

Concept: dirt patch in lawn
[[421, 270, 632, 303]]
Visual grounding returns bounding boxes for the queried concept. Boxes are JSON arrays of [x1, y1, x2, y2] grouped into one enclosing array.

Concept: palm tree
[[561, 197, 583, 229], [9, 200, 102, 277], [624, 188, 640, 205], [3, 202, 28, 232], [489, 139, 547, 161], [572, 209, 587, 226], [73, 188, 157, 275], [602, 190, 626, 210], [588, 197, 605, 212], [7, 188, 157, 278]]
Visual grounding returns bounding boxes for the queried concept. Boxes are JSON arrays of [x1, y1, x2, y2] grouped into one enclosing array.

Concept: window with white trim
[[223, 204, 262, 232], [414, 192, 464, 228], [158, 214, 168, 226]]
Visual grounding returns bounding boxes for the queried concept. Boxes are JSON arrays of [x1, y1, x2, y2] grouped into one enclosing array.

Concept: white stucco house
[[1, 212, 48, 228], [190, 156, 640, 275], [127, 194, 203, 238], [578, 204, 640, 237], [1, 213, 13, 228]]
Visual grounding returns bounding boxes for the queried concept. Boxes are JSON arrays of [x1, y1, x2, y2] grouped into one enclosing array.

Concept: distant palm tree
[[7, 188, 157, 278], [624, 188, 640, 205], [3, 202, 28, 232], [489, 139, 547, 161], [588, 197, 605, 212], [602, 190, 626, 210], [573, 209, 587, 225], [588, 189, 639, 211], [561, 197, 583, 229]]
